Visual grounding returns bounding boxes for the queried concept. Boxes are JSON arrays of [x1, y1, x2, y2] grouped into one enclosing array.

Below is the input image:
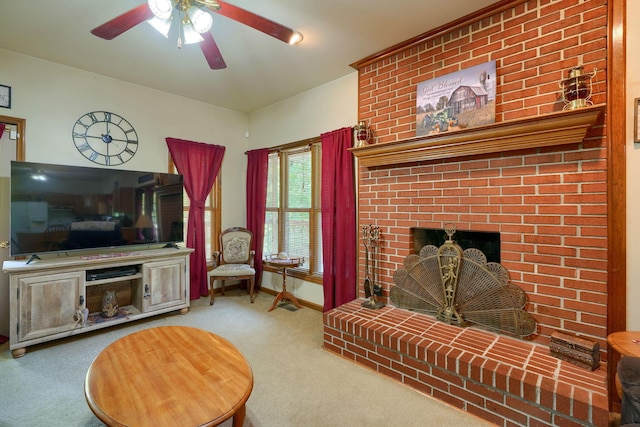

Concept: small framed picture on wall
[[636, 98, 640, 142], [0, 85, 11, 109]]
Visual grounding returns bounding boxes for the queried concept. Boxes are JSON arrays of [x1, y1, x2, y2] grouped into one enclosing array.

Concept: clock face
[[72, 111, 138, 166]]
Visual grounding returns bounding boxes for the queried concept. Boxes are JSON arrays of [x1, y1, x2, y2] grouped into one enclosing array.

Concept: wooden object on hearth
[[550, 330, 600, 371]]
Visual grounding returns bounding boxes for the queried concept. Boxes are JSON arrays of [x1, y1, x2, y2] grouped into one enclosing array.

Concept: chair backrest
[[220, 227, 253, 264]]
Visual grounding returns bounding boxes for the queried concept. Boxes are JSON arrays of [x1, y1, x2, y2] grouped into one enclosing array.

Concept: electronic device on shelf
[[86, 266, 139, 281], [9, 161, 185, 258]]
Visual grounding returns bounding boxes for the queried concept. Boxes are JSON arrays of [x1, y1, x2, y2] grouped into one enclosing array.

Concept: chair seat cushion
[[209, 264, 255, 277]]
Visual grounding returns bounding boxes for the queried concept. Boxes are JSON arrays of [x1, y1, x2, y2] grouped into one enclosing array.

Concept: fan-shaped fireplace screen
[[391, 224, 536, 338]]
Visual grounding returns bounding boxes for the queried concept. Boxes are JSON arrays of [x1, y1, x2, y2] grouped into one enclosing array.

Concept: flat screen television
[[10, 161, 184, 258]]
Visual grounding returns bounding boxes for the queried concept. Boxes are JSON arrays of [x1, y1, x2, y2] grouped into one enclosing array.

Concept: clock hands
[[101, 133, 113, 143], [101, 126, 113, 143], [86, 134, 133, 144]]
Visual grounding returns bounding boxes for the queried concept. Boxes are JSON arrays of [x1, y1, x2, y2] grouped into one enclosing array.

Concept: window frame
[[264, 137, 322, 284]]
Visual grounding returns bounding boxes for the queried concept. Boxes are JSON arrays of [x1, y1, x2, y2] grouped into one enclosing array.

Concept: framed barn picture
[[416, 61, 496, 137]]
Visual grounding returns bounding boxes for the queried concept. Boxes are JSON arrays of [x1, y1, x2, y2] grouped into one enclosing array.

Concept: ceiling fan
[[91, 0, 303, 70]]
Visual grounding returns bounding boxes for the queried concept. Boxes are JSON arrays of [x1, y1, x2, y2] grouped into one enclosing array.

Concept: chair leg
[[221, 279, 225, 295], [249, 277, 255, 303], [209, 276, 215, 305]]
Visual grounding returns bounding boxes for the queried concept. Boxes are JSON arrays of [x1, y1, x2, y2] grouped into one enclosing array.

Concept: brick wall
[[355, 0, 609, 355], [359, 0, 607, 138]]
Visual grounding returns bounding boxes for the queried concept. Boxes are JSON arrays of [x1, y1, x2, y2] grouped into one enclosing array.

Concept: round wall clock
[[72, 111, 138, 166]]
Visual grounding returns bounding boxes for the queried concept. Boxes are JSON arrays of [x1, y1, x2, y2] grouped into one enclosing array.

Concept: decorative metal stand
[[361, 224, 384, 310]]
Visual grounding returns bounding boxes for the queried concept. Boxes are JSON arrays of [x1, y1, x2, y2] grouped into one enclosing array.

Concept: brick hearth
[[324, 301, 608, 427]]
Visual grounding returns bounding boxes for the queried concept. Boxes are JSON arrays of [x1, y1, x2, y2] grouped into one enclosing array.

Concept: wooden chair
[[207, 227, 256, 305]]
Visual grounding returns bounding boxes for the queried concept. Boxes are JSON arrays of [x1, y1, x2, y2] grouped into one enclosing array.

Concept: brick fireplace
[[352, 109, 608, 351], [322, 1, 612, 426]]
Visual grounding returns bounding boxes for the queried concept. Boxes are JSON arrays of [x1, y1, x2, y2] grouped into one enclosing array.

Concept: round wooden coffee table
[[85, 326, 253, 427]]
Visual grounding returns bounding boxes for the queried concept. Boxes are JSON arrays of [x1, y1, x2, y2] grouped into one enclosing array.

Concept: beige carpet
[[0, 289, 494, 427]]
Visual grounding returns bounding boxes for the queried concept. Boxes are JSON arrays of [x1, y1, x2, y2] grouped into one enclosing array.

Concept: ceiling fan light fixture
[[92, 1, 300, 70], [148, 16, 173, 38], [288, 31, 303, 45], [182, 22, 204, 44], [148, 0, 173, 20], [186, 6, 213, 33]]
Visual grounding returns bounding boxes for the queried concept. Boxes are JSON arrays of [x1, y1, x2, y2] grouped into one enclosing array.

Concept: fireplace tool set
[[361, 224, 384, 309]]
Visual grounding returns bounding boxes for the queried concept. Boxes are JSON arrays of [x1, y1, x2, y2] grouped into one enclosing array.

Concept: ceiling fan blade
[[213, 1, 296, 44], [200, 32, 227, 70], [91, 4, 154, 40]]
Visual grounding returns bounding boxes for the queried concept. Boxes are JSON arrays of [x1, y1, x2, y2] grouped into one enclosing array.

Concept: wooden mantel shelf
[[350, 104, 605, 168]]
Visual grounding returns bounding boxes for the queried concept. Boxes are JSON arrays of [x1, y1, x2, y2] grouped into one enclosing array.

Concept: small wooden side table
[[264, 256, 303, 312], [85, 326, 253, 427], [607, 331, 640, 399]]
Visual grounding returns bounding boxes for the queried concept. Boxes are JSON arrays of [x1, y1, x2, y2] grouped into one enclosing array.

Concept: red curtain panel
[[166, 137, 225, 299], [320, 127, 356, 311], [246, 148, 269, 288]]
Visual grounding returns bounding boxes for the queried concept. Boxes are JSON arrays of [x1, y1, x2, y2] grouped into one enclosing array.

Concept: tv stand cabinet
[[2, 248, 193, 358]]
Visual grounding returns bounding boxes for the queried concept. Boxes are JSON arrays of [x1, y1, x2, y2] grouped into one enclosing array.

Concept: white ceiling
[[0, 0, 497, 113]]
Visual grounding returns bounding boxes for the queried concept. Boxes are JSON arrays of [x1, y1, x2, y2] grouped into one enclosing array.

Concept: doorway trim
[[0, 114, 25, 161]]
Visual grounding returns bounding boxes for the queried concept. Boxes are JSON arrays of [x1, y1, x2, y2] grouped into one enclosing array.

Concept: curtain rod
[[245, 136, 321, 155]]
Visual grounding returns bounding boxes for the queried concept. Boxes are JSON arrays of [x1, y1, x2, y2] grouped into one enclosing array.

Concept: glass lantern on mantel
[[353, 120, 372, 147], [560, 66, 597, 111]]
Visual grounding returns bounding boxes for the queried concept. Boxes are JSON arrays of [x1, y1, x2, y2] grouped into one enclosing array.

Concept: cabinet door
[[142, 258, 186, 312], [15, 271, 84, 342]]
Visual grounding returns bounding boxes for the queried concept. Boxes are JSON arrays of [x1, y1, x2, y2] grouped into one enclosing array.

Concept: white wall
[[0, 48, 358, 328], [0, 49, 248, 223], [627, 2, 640, 329], [249, 73, 358, 147], [0, 49, 248, 335], [248, 73, 358, 307]]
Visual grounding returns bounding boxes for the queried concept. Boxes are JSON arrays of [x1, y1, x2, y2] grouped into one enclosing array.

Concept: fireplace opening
[[412, 227, 500, 263]]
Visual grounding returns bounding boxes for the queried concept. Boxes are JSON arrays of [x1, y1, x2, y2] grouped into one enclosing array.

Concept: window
[[182, 176, 221, 259], [264, 140, 322, 282]]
